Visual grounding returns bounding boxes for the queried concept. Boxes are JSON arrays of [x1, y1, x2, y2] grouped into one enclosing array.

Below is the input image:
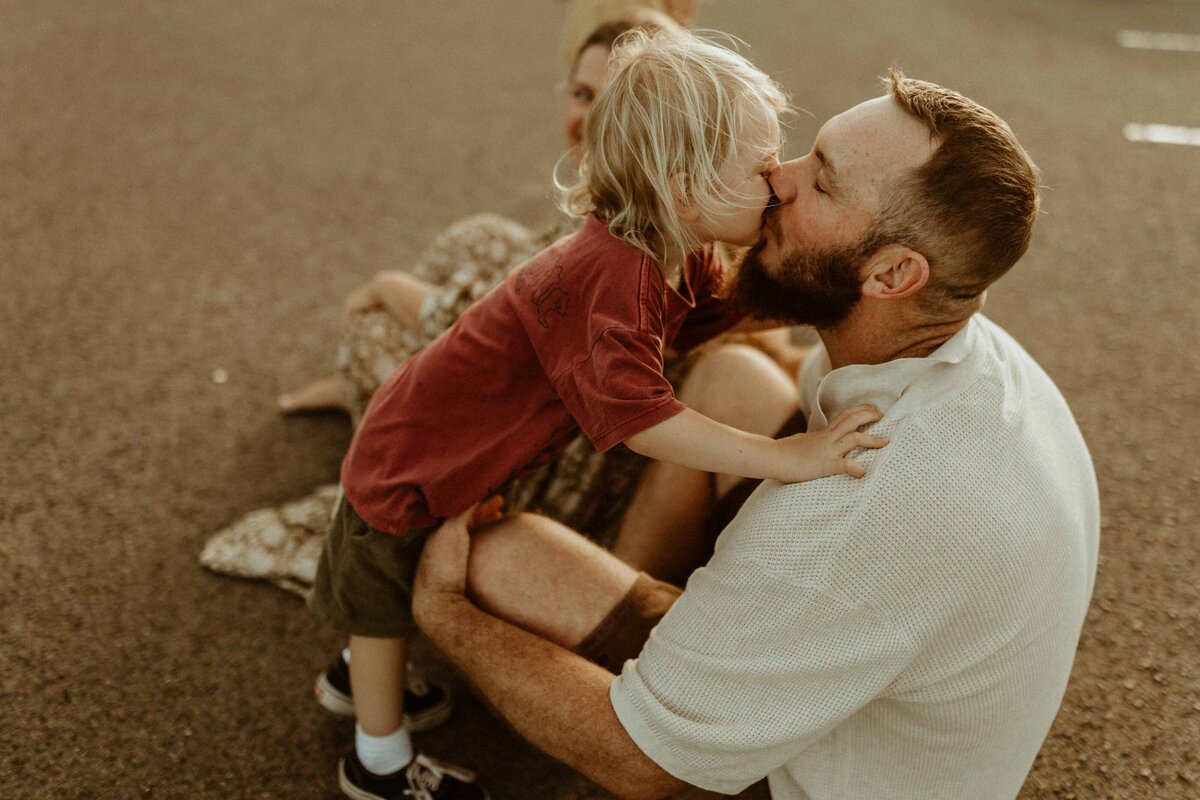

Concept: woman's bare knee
[[683, 344, 798, 435]]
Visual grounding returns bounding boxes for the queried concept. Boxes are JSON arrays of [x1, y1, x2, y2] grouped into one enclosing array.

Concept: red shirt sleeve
[[555, 325, 687, 453]]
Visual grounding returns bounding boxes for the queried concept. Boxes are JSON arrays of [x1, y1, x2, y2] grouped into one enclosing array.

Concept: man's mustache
[[760, 192, 783, 239]]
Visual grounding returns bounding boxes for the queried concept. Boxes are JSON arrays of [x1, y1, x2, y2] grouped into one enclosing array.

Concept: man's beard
[[729, 220, 867, 329]]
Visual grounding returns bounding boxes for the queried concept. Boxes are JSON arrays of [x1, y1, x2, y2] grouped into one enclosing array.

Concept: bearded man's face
[[730, 207, 868, 329]]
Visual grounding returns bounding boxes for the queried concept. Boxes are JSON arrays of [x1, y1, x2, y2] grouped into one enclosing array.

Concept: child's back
[[343, 214, 736, 535]]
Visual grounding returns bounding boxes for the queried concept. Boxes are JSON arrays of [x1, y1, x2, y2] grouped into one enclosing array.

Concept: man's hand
[[412, 497, 505, 626], [773, 404, 889, 482]]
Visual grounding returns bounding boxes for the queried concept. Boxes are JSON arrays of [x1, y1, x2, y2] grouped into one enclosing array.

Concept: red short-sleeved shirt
[[341, 215, 742, 534]]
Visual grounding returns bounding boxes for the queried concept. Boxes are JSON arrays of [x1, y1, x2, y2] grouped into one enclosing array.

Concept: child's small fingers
[[839, 432, 889, 454], [829, 406, 882, 436], [835, 403, 881, 421], [468, 495, 506, 531], [842, 403, 880, 416], [840, 458, 867, 479]]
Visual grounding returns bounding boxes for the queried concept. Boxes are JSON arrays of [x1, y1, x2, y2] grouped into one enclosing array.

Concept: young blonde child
[[309, 30, 887, 800]]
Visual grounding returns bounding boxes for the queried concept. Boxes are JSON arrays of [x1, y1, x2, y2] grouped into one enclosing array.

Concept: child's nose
[[768, 161, 799, 204]]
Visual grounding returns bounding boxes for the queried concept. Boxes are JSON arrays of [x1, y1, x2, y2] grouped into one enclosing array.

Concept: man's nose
[[768, 160, 800, 204]]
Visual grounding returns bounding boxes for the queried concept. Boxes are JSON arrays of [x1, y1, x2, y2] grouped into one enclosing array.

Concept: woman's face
[[563, 44, 612, 158]]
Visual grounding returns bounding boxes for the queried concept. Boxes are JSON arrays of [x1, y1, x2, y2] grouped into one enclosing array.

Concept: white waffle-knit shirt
[[610, 315, 1100, 799]]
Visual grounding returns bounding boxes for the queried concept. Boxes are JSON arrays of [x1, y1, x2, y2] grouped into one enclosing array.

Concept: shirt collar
[[800, 316, 982, 431]]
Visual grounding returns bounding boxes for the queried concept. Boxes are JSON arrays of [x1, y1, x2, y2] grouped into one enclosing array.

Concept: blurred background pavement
[[2, 1, 1198, 797]]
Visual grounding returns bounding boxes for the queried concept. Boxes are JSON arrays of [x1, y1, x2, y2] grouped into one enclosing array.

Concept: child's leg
[[349, 634, 413, 775], [349, 635, 410, 734], [311, 501, 484, 796]]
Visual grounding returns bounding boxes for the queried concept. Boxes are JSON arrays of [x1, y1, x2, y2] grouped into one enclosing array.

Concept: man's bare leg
[[612, 344, 799, 585], [462, 514, 770, 800], [467, 513, 641, 649]]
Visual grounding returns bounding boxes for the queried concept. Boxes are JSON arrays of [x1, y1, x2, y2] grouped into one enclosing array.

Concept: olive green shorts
[[307, 492, 436, 638]]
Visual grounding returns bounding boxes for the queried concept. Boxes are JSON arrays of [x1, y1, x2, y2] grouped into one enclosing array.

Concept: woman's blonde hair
[[560, 30, 788, 265]]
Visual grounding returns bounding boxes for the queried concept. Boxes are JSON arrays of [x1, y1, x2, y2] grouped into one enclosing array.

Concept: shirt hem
[[339, 486, 439, 536], [589, 397, 687, 453], [609, 678, 754, 795]]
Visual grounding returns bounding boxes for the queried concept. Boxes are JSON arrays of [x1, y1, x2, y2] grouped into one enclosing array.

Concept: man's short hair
[[869, 69, 1041, 316]]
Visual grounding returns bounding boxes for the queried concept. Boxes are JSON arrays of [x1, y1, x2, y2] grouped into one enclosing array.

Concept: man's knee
[[465, 513, 641, 648], [466, 513, 554, 600]]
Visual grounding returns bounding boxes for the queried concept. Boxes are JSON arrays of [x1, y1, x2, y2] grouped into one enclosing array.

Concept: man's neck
[[819, 301, 973, 369]]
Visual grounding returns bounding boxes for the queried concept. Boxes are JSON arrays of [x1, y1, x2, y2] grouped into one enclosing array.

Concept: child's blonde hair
[[561, 30, 789, 265]]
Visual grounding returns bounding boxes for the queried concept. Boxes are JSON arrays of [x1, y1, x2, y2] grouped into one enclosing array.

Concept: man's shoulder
[[719, 361, 1092, 588], [734, 315, 1090, 535]]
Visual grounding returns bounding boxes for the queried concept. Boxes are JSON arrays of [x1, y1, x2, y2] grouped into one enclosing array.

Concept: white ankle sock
[[355, 724, 413, 776]]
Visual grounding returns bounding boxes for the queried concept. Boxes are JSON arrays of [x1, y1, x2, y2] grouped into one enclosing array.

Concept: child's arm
[[624, 405, 888, 483]]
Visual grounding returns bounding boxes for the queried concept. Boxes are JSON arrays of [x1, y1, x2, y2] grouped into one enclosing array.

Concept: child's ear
[[671, 174, 701, 221]]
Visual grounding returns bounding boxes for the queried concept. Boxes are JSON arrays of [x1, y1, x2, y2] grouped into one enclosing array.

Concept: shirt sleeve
[[555, 325, 686, 453], [609, 558, 915, 794]]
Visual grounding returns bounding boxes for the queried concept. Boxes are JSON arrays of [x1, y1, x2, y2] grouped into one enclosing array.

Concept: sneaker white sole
[[404, 692, 454, 732], [315, 674, 455, 732], [314, 673, 356, 717], [337, 758, 491, 800], [337, 760, 385, 800]]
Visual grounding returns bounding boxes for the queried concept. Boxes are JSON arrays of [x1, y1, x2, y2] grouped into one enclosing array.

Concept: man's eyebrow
[[814, 148, 842, 190]]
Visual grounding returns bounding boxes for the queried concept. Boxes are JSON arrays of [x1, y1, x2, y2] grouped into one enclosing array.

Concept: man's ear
[[671, 174, 701, 221], [861, 245, 929, 299]]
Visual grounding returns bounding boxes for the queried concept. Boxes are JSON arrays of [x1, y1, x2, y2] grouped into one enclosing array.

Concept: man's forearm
[[418, 593, 684, 800]]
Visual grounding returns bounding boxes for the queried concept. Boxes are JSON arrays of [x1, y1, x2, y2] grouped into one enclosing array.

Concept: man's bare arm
[[418, 596, 684, 800], [411, 508, 685, 800]]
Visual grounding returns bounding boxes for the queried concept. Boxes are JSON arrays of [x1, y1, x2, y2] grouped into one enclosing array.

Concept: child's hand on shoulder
[[774, 405, 888, 482]]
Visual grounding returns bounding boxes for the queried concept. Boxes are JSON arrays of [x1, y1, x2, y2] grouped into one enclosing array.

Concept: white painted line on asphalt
[[1117, 30, 1200, 52], [1124, 123, 1200, 146]]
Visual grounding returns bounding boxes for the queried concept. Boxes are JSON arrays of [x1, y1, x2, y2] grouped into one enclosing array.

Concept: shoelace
[[404, 754, 475, 799]]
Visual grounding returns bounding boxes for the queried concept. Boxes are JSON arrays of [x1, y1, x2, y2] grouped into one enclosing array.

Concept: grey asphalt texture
[[2, 1, 1198, 798]]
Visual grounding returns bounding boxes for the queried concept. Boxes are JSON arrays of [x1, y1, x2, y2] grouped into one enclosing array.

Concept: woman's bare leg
[[278, 375, 348, 414], [611, 344, 799, 585]]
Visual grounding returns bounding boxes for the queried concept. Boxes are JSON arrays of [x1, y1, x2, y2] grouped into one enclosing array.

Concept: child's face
[[695, 111, 782, 247], [564, 44, 611, 161]]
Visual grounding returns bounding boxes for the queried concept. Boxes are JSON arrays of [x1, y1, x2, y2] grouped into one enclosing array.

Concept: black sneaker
[[314, 653, 454, 732], [338, 751, 489, 800]]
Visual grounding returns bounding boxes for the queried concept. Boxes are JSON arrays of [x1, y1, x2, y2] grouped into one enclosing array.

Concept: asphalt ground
[[2, 1, 1198, 798]]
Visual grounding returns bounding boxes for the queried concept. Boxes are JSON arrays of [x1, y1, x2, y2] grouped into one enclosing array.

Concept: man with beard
[[409, 71, 1100, 800]]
